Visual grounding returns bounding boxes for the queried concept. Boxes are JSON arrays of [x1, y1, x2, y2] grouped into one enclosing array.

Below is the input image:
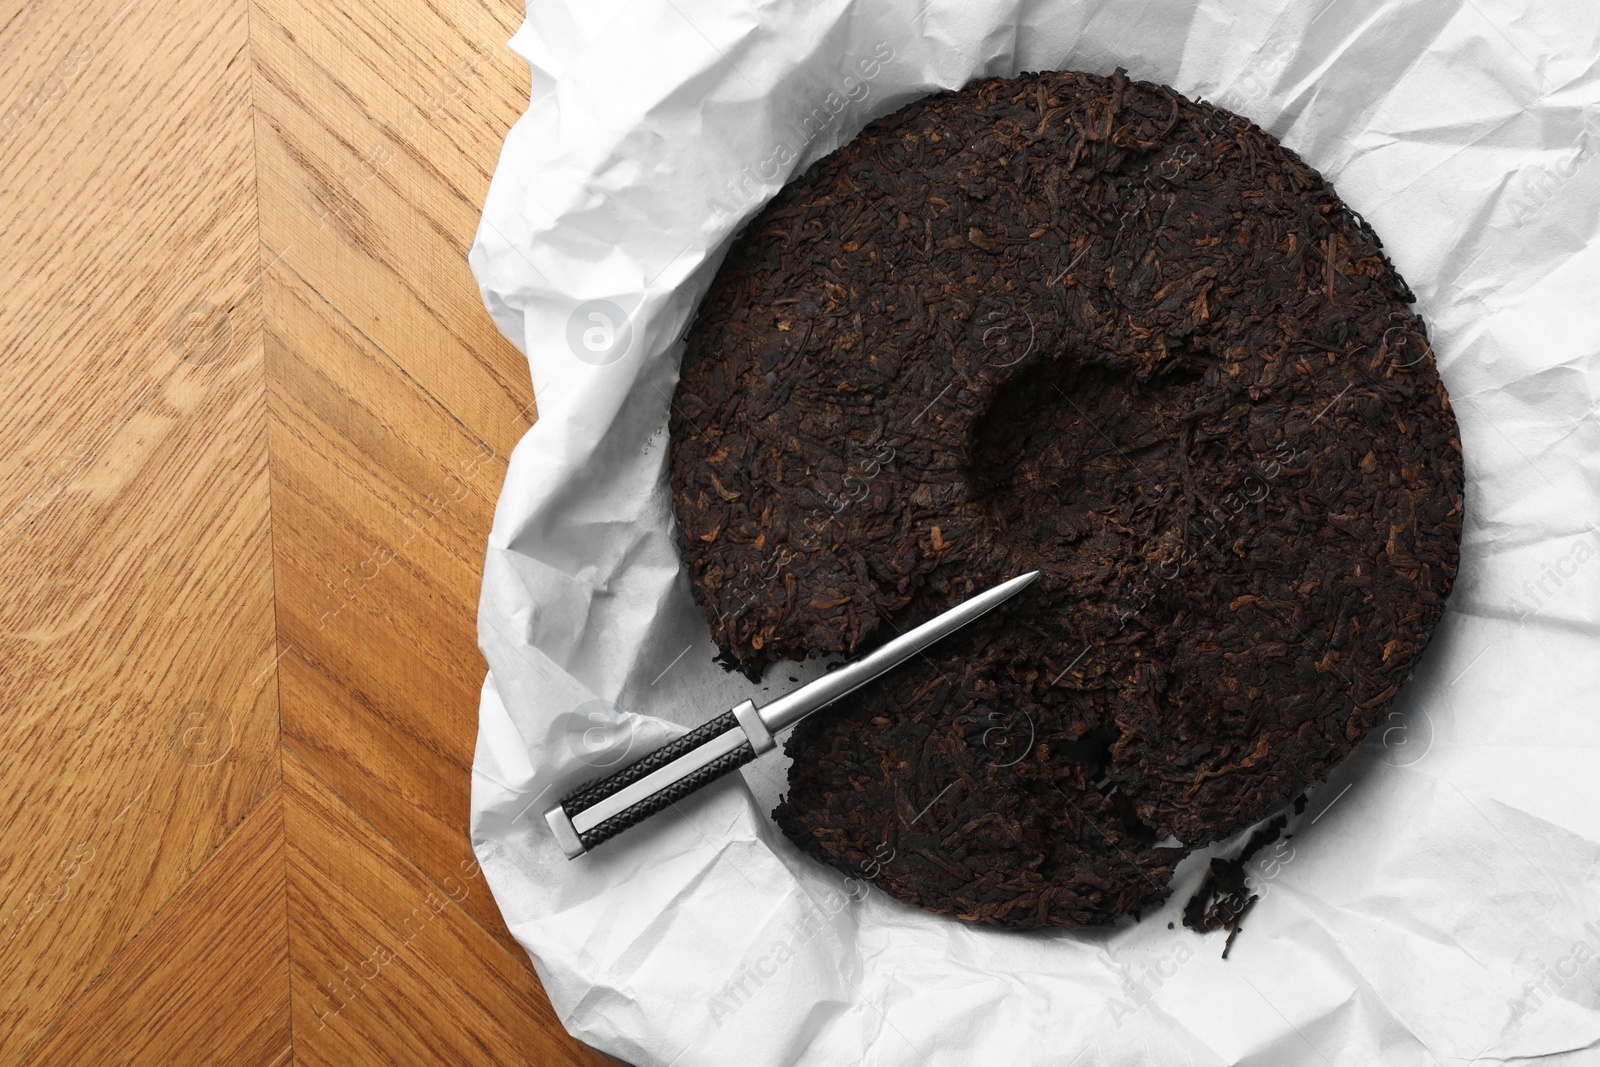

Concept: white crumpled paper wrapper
[[467, 1, 1600, 1063]]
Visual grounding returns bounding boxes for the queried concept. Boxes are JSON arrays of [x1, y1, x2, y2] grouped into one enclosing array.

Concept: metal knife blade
[[545, 570, 1039, 858], [757, 569, 1039, 733]]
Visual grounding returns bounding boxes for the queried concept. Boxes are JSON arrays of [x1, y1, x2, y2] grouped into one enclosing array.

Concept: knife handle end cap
[[545, 804, 586, 860]]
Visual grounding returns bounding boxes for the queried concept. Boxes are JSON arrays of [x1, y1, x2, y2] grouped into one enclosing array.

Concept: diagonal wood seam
[[254, 280, 539, 1049], [242, 0, 300, 1050], [4, 1, 541, 1056], [13, 6, 538, 1060], [17, 783, 286, 1063], [237, 16, 540, 1064]]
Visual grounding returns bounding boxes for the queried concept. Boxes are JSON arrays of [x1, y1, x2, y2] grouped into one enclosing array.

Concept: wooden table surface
[[0, 0, 612, 1062]]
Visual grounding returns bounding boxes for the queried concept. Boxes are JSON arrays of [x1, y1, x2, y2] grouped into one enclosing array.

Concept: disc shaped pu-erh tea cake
[[667, 70, 1463, 927]]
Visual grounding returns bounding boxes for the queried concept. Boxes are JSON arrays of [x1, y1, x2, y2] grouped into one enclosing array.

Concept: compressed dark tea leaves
[[668, 70, 1464, 927]]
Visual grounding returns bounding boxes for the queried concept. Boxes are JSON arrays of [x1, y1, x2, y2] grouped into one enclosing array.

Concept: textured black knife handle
[[561, 710, 756, 852]]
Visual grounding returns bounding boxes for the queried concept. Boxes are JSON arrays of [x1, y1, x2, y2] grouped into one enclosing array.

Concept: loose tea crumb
[[1183, 813, 1289, 956], [670, 70, 1464, 927]]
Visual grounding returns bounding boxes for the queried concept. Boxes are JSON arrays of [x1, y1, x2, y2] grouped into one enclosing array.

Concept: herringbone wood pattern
[[0, 0, 606, 1062]]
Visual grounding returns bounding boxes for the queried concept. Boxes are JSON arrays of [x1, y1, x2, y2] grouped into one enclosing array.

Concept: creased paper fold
[[469, 1, 1600, 1062]]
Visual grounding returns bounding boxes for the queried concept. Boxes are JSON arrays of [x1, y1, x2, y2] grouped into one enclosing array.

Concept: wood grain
[[284, 750, 603, 1067], [253, 0, 536, 459], [1, 0, 602, 1059], [0, 0, 278, 1058], [25, 790, 292, 1067], [265, 259, 524, 954]]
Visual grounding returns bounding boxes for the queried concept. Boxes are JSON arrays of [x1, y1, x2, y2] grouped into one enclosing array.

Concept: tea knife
[[545, 570, 1039, 859]]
